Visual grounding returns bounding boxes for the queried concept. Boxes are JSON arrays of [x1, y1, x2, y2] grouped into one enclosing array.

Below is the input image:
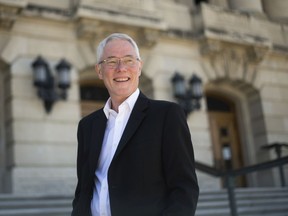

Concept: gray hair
[[96, 33, 141, 63]]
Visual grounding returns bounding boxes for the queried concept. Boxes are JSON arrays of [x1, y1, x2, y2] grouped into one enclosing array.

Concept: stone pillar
[[262, 0, 288, 22], [228, 0, 263, 13]]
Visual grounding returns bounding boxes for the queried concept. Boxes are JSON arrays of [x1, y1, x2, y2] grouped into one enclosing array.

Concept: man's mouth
[[114, 78, 130, 82]]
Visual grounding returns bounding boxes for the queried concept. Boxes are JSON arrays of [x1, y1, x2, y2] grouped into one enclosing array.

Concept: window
[[80, 81, 109, 117]]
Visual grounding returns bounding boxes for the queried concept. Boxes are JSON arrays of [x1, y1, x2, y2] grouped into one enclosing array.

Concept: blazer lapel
[[89, 110, 107, 174], [113, 93, 149, 159]]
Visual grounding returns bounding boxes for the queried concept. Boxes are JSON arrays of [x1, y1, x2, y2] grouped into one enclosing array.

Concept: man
[[71, 33, 199, 216]]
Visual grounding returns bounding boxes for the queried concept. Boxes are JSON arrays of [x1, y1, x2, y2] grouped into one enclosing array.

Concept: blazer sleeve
[[72, 120, 83, 210], [162, 103, 199, 216]]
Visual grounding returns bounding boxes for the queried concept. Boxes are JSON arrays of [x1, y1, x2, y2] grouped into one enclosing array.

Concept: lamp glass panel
[[190, 80, 202, 98], [57, 68, 70, 88], [33, 65, 47, 86], [174, 80, 186, 96]]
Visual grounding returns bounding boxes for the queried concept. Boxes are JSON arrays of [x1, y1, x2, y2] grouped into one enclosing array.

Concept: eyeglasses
[[99, 56, 140, 69]]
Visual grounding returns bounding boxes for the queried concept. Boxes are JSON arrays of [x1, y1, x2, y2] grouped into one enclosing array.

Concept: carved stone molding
[[136, 28, 160, 48], [199, 39, 223, 56], [76, 18, 103, 39], [76, 17, 160, 50], [200, 39, 267, 85], [0, 0, 26, 30], [200, 39, 267, 63], [245, 46, 268, 64]]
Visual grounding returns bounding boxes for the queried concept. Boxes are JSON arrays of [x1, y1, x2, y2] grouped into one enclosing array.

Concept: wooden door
[[208, 111, 246, 187]]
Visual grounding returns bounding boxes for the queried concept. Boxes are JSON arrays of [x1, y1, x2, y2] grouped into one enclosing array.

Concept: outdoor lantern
[[189, 74, 203, 100], [56, 59, 71, 89], [171, 72, 186, 99], [32, 56, 50, 87], [171, 72, 203, 116], [31, 56, 72, 114], [55, 59, 71, 99]]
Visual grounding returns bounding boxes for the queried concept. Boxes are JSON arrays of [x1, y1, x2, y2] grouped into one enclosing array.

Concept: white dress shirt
[[91, 89, 140, 216]]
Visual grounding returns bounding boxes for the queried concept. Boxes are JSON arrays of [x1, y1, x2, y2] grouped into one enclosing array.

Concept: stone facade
[[0, 0, 287, 195]]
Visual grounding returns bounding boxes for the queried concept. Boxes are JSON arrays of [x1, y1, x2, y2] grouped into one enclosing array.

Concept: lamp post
[[31, 56, 71, 113], [171, 72, 203, 116]]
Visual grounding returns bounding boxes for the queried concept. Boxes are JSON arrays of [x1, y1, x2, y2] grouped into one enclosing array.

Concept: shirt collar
[[103, 88, 140, 118]]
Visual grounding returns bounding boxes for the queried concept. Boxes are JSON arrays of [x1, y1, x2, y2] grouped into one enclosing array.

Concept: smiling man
[[71, 33, 199, 216], [96, 37, 142, 112]]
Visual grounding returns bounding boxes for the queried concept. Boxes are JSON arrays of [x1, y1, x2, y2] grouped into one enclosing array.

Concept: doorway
[[206, 94, 246, 187]]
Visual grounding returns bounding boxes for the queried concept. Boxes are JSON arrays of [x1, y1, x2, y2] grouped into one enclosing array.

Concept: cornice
[[0, 0, 26, 30], [200, 3, 288, 54]]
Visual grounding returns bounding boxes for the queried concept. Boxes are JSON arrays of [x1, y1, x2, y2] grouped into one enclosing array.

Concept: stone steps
[[0, 187, 287, 216], [196, 187, 288, 216], [0, 195, 72, 216]]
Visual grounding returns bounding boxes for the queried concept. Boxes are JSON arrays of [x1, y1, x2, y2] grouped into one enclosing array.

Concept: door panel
[[209, 111, 246, 187]]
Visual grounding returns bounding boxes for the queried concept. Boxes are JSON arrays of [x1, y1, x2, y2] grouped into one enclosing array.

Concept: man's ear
[[96, 64, 103, 79], [138, 60, 143, 77]]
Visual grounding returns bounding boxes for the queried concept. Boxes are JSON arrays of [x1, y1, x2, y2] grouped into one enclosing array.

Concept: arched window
[[80, 79, 109, 117]]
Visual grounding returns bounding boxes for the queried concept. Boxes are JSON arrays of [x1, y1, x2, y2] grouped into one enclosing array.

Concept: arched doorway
[[205, 79, 271, 187], [206, 93, 246, 187]]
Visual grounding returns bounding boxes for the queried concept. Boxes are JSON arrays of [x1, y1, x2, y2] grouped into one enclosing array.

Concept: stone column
[[228, 0, 263, 13], [262, 0, 288, 22]]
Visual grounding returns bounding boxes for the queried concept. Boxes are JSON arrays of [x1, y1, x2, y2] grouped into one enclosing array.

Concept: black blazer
[[72, 93, 199, 216]]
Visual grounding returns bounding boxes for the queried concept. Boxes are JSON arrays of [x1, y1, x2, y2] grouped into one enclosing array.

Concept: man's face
[[96, 39, 142, 102]]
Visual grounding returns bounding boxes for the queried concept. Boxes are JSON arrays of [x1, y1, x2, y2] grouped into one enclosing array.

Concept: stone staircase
[[0, 187, 287, 216], [196, 187, 288, 216], [0, 194, 72, 216]]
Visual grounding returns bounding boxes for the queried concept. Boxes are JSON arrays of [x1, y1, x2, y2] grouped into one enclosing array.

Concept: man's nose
[[116, 60, 126, 70]]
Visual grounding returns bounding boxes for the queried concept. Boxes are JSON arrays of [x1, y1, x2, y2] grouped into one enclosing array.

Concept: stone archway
[[205, 79, 272, 187]]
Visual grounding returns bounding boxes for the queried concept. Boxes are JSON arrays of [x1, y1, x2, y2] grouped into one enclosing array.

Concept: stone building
[[0, 0, 287, 195]]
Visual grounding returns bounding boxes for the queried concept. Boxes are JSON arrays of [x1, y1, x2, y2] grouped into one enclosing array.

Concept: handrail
[[195, 161, 222, 177], [228, 156, 288, 177], [195, 155, 288, 177], [195, 156, 288, 216]]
